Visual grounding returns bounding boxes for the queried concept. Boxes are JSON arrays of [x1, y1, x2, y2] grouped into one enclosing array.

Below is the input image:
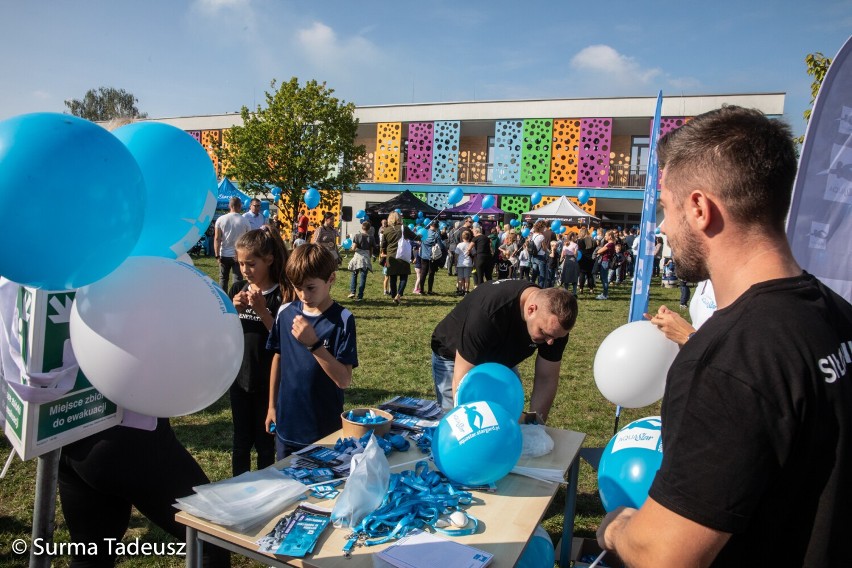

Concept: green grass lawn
[[0, 252, 684, 567]]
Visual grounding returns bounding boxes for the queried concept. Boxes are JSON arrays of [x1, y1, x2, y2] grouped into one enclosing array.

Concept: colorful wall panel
[[405, 122, 433, 182], [608, 135, 632, 186], [459, 137, 488, 184], [200, 129, 223, 177], [277, 191, 341, 235], [578, 118, 612, 187], [374, 123, 402, 182], [356, 138, 376, 182], [499, 195, 531, 218], [520, 119, 553, 186], [425, 192, 449, 209], [431, 121, 460, 183], [493, 120, 523, 185], [653, 117, 688, 140], [550, 119, 581, 187]]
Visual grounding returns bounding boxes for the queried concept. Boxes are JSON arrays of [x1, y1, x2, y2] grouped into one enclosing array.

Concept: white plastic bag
[[520, 424, 554, 458], [331, 435, 390, 528], [175, 466, 307, 532]]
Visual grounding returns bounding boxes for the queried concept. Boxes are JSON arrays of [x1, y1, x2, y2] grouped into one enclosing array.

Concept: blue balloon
[[418, 227, 428, 238], [0, 113, 145, 289], [356, 209, 366, 219], [577, 250, 582, 261], [417, 210, 424, 218], [304, 188, 321, 210], [521, 228, 531, 238], [510, 219, 520, 228], [433, 401, 522, 486], [439, 222, 447, 231], [271, 187, 282, 199], [447, 187, 464, 205], [395, 208, 402, 214], [516, 526, 555, 568], [530, 191, 542, 206], [342, 238, 353, 250], [456, 363, 524, 419], [578, 189, 590, 205], [263, 209, 270, 218], [482, 194, 495, 209], [408, 223, 415, 231], [550, 220, 562, 233], [114, 122, 217, 258], [558, 225, 566, 234], [472, 214, 480, 223], [598, 416, 663, 512], [655, 226, 661, 234]]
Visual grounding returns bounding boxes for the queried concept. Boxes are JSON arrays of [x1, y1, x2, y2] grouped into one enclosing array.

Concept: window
[[486, 136, 495, 182], [630, 136, 650, 186]]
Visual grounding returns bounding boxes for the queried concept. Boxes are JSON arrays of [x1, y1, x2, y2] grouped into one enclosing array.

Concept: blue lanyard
[[343, 461, 479, 554]]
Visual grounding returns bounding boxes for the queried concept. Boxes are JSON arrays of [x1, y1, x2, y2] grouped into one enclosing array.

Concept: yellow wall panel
[[550, 119, 581, 187], [374, 123, 402, 182]]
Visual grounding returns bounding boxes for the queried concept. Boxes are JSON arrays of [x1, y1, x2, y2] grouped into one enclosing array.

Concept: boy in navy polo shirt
[[265, 243, 358, 458]]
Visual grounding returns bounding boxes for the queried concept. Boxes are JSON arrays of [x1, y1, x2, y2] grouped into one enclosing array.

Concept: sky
[[2, 0, 850, 138]]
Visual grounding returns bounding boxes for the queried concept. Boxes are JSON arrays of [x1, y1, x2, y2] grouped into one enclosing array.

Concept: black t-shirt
[[472, 234, 492, 259], [228, 282, 283, 392], [649, 273, 852, 566], [431, 279, 569, 366]]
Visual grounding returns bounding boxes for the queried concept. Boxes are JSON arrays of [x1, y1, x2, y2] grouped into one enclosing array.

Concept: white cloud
[[571, 44, 662, 84], [295, 21, 382, 73], [193, 0, 250, 14], [569, 44, 701, 94]]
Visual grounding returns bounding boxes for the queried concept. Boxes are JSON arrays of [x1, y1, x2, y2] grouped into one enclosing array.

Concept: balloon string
[[588, 550, 607, 568]]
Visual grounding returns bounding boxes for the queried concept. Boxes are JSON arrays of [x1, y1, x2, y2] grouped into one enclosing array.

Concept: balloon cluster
[[0, 113, 242, 417], [432, 363, 523, 486]]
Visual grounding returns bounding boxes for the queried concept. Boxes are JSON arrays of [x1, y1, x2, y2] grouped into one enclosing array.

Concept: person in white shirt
[[243, 198, 266, 231], [214, 197, 251, 291]]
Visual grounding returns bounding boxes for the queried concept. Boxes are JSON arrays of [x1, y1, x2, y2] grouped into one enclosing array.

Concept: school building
[[147, 92, 784, 233]]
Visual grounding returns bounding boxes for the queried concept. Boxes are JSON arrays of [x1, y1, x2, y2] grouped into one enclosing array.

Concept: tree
[[64, 87, 147, 121], [217, 78, 367, 232], [798, 52, 832, 144]]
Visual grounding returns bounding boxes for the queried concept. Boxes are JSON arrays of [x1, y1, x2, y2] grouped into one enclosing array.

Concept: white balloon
[[593, 320, 680, 408], [70, 256, 243, 417], [176, 252, 194, 266]]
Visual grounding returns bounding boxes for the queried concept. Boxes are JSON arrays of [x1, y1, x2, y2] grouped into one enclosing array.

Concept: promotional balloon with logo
[[342, 238, 353, 250], [69, 256, 243, 417], [594, 321, 679, 408], [432, 400, 522, 486], [578, 189, 590, 205], [304, 188, 321, 209], [0, 113, 145, 289], [456, 362, 524, 419], [598, 416, 663, 511], [113, 122, 216, 259], [516, 525, 555, 568], [530, 192, 542, 206], [482, 194, 495, 209], [447, 187, 464, 205]]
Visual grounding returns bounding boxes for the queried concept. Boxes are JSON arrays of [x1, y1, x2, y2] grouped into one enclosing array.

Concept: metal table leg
[[560, 454, 580, 567]]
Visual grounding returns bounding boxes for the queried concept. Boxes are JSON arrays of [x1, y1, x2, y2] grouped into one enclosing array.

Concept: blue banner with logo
[[786, 36, 852, 303], [628, 91, 663, 322]]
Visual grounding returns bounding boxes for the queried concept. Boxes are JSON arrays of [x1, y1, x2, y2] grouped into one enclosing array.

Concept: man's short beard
[[672, 218, 710, 282]]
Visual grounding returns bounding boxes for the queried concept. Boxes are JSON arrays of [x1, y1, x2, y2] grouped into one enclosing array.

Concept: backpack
[[526, 236, 539, 258], [431, 241, 443, 260]]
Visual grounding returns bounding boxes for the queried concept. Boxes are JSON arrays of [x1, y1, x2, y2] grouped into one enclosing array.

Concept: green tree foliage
[[64, 87, 147, 121], [218, 78, 367, 232], [798, 52, 832, 143]]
